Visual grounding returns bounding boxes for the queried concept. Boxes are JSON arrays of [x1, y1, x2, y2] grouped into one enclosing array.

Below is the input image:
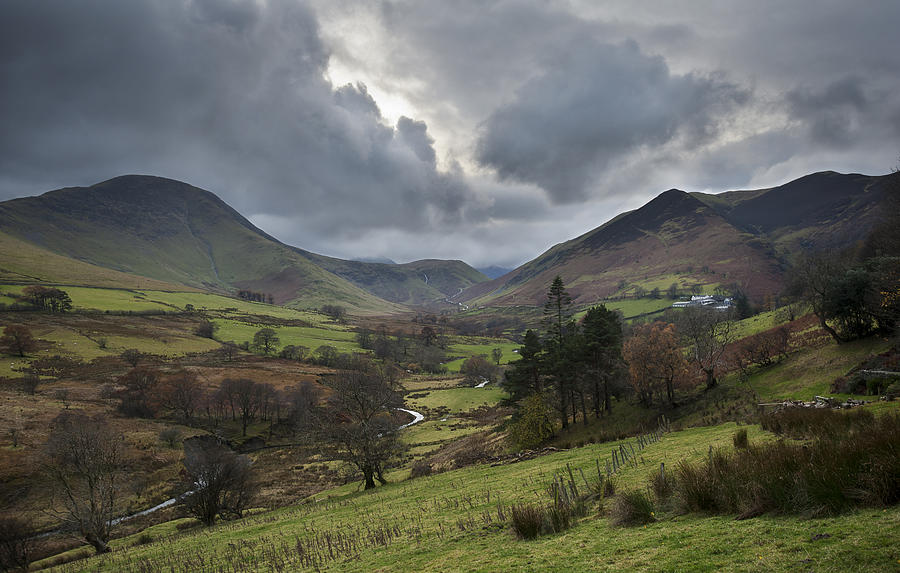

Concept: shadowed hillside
[[461, 171, 889, 308]]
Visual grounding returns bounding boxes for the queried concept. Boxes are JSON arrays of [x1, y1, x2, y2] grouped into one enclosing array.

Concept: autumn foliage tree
[[623, 322, 691, 406]]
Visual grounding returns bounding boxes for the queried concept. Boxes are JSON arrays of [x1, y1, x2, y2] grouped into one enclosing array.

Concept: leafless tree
[[676, 306, 735, 390], [1, 325, 36, 357], [182, 436, 255, 526], [120, 348, 143, 368], [315, 356, 404, 489], [42, 412, 123, 554], [220, 378, 262, 436], [0, 515, 37, 572], [159, 371, 203, 422]]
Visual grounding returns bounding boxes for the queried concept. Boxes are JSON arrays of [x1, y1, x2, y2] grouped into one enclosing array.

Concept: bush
[[509, 504, 544, 540], [673, 412, 900, 517], [409, 459, 432, 479], [886, 382, 900, 401], [134, 533, 153, 546], [610, 490, 656, 527], [159, 427, 182, 448], [508, 393, 555, 450], [732, 428, 749, 449]]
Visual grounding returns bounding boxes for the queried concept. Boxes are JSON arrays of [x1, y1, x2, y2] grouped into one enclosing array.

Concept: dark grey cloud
[[475, 39, 748, 203], [0, 0, 473, 244], [396, 117, 436, 165], [786, 76, 900, 149], [3, 0, 900, 268]]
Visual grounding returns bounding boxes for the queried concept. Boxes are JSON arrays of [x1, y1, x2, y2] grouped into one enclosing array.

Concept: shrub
[[509, 503, 544, 540], [732, 428, 749, 449], [610, 490, 656, 527], [159, 427, 182, 448], [20, 370, 40, 395], [673, 412, 900, 517], [134, 533, 153, 546], [508, 393, 555, 450], [409, 459, 432, 479], [885, 382, 900, 401]]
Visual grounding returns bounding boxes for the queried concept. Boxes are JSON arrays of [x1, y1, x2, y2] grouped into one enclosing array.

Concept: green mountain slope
[[461, 171, 888, 308], [0, 175, 402, 314], [462, 188, 785, 306]]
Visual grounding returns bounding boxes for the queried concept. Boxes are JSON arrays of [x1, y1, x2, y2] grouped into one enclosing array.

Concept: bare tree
[[120, 348, 143, 368], [461, 355, 498, 386], [220, 378, 261, 436], [42, 412, 123, 554], [116, 367, 160, 418], [1, 325, 36, 357], [182, 436, 255, 526], [676, 307, 735, 390], [159, 371, 203, 422], [315, 356, 404, 489], [0, 516, 37, 572]]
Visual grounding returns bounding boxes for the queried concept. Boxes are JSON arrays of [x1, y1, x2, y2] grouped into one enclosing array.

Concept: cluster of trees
[[114, 367, 310, 437], [356, 326, 449, 374], [320, 304, 347, 322], [237, 290, 273, 304], [21, 285, 73, 312], [504, 277, 626, 441], [623, 322, 689, 407]]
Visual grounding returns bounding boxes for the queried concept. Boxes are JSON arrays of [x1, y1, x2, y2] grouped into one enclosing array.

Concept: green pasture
[[212, 318, 359, 354], [405, 386, 507, 414], [745, 337, 891, 400], [0, 284, 330, 323], [45, 420, 900, 572], [439, 337, 521, 373]]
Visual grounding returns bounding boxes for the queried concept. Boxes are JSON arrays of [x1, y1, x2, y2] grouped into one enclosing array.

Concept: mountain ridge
[[459, 171, 889, 308]]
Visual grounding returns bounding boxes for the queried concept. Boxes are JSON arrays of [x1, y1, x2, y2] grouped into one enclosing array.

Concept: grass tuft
[[610, 490, 656, 527]]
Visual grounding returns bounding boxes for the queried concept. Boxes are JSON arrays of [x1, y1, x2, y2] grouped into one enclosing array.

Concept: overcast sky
[[2, 1, 898, 268]]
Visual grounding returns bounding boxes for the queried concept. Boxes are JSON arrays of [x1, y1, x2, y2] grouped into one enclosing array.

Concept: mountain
[[298, 253, 489, 306], [477, 266, 514, 279], [691, 171, 886, 255], [0, 176, 484, 313], [460, 171, 890, 308]]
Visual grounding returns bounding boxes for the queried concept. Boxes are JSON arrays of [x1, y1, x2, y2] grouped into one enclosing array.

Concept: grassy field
[[39, 419, 900, 572], [0, 284, 333, 323], [212, 318, 358, 354], [746, 336, 891, 400], [406, 386, 508, 414]]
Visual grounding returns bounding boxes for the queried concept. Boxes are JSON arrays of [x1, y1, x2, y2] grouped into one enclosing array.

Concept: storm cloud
[[0, 0, 473, 240], [2, 0, 900, 268], [475, 39, 748, 203]]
